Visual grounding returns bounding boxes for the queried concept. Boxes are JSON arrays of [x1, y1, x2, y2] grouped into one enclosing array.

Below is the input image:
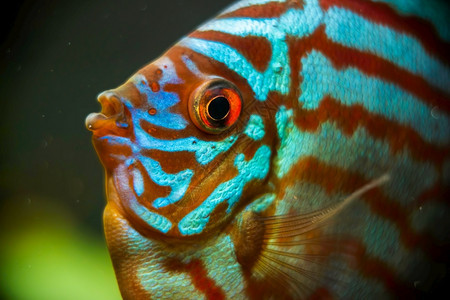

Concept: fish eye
[[189, 78, 242, 134]]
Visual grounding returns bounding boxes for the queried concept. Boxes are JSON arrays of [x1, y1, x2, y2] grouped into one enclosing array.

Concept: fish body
[[86, 0, 450, 299]]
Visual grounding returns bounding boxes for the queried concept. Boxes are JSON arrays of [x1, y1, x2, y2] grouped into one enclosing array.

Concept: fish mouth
[[85, 91, 127, 133]]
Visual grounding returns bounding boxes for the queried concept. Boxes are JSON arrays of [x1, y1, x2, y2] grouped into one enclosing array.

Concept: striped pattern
[[88, 0, 450, 299]]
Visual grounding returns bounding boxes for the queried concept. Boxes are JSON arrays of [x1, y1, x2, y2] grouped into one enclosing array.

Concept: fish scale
[[86, 0, 450, 299]]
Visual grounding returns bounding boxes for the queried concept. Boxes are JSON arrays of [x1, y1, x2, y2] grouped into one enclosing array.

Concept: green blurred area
[[0, 197, 121, 300], [0, 0, 233, 299]]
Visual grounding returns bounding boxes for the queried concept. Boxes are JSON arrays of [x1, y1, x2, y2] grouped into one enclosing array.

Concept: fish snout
[[85, 91, 127, 132]]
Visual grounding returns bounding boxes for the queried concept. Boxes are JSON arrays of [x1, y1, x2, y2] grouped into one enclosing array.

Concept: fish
[[85, 0, 450, 299]]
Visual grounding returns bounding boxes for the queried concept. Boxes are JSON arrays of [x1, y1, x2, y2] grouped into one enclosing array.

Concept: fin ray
[[232, 174, 390, 298]]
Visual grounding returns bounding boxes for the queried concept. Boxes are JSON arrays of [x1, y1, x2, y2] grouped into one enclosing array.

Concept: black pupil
[[208, 96, 230, 120]]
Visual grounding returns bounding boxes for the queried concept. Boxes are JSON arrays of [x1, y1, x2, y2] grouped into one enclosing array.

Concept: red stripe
[[190, 30, 273, 72], [344, 239, 417, 298], [187, 22, 449, 113], [288, 26, 450, 114], [163, 258, 226, 300], [189, 26, 450, 113], [280, 160, 448, 295], [319, 0, 450, 64], [280, 157, 447, 262], [294, 96, 449, 166]]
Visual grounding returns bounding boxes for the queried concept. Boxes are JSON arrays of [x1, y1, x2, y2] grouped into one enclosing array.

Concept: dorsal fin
[[232, 174, 390, 299]]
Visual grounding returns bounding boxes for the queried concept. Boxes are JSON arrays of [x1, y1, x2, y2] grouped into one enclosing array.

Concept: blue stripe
[[245, 193, 276, 212], [278, 0, 323, 37], [219, 0, 287, 15], [129, 74, 188, 130], [102, 131, 232, 206], [275, 106, 439, 207], [183, 0, 325, 100], [275, 106, 296, 178], [101, 114, 237, 166], [299, 50, 450, 145], [270, 178, 430, 294], [181, 55, 204, 78], [190, 0, 448, 97], [116, 164, 172, 233], [178, 145, 272, 235], [135, 132, 237, 165], [371, 0, 450, 42], [244, 114, 265, 140], [324, 7, 450, 94], [178, 37, 290, 101], [198, 18, 279, 38], [202, 0, 322, 38], [125, 155, 193, 209], [132, 168, 145, 197], [127, 56, 189, 130], [139, 156, 194, 209], [99, 95, 238, 210]]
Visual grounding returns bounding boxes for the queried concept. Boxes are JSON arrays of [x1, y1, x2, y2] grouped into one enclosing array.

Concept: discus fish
[[86, 0, 450, 299]]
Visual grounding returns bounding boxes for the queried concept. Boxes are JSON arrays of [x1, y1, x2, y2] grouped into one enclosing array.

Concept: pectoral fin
[[232, 174, 390, 298]]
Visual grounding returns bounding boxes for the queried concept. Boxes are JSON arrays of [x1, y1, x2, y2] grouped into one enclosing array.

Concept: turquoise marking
[[200, 235, 245, 297], [245, 193, 276, 212], [106, 137, 195, 210], [198, 17, 280, 38], [178, 37, 290, 101], [371, 0, 450, 42], [178, 145, 272, 235], [186, 0, 448, 99], [244, 114, 265, 140], [275, 105, 438, 206], [202, 0, 322, 39], [139, 156, 194, 209], [278, 0, 323, 37], [107, 137, 196, 208], [139, 263, 197, 299], [129, 200, 172, 233], [116, 164, 172, 233], [104, 133, 237, 166], [113, 213, 151, 255], [132, 168, 145, 197], [339, 268, 387, 298], [105, 53, 238, 166], [220, 0, 287, 15], [128, 56, 189, 130], [275, 106, 299, 178], [137, 234, 244, 298], [135, 242, 204, 298], [299, 50, 450, 145], [129, 75, 187, 130], [324, 7, 450, 94], [360, 211, 420, 278], [181, 55, 204, 78], [100, 80, 238, 212], [183, 0, 325, 101], [99, 54, 240, 225]]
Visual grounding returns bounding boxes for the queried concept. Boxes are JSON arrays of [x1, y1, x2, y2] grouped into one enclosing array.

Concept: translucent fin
[[232, 174, 390, 299]]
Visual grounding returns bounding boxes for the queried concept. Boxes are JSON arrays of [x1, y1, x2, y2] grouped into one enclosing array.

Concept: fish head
[[86, 46, 276, 240]]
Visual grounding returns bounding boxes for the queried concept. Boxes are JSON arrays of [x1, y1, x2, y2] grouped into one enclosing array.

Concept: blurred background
[[0, 1, 233, 299]]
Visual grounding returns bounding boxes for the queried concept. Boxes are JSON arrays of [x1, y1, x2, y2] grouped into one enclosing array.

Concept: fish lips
[[85, 91, 129, 134]]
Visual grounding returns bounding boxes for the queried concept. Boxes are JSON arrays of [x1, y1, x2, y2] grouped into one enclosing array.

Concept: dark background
[[0, 1, 233, 299]]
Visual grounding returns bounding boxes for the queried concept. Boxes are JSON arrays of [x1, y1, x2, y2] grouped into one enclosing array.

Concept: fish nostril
[[97, 92, 124, 117], [85, 91, 126, 132]]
